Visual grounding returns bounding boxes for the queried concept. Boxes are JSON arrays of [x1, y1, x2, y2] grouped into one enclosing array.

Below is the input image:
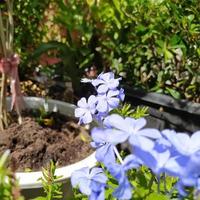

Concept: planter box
[[9, 97, 96, 199]]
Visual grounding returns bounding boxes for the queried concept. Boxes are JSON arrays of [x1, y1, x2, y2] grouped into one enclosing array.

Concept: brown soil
[[0, 111, 93, 172]]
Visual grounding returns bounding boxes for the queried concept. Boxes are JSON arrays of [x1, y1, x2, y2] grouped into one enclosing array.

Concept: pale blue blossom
[[163, 130, 200, 156], [75, 95, 97, 124], [92, 72, 122, 94], [103, 114, 161, 147], [71, 167, 107, 200], [106, 155, 141, 200], [96, 90, 120, 113]]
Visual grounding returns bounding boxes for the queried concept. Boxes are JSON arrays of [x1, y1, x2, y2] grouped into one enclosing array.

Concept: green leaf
[[187, 14, 194, 22], [32, 41, 69, 59], [146, 193, 169, 200], [112, 0, 124, 19], [32, 197, 46, 200], [86, 0, 95, 7], [165, 87, 181, 99]]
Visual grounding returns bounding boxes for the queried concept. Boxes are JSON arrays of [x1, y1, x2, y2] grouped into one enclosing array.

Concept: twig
[[0, 10, 7, 56], [0, 6, 8, 130], [6, 0, 14, 54], [0, 73, 8, 130]]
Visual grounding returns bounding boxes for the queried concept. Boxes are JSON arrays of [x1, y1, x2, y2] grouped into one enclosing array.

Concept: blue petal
[[96, 99, 108, 113], [101, 72, 113, 82], [88, 95, 97, 106], [97, 84, 109, 94], [129, 135, 155, 151], [104, 114, 128, 132], [190, 131, 200, 153], [77, 97, 88, 108], [105, 129, 129, 145], [164, 156, 188, 177], [127, 117, 146, 131], [82, 111, 93, 124], [90, 167, 104, 176], [113, 179, 132, 200], [75, 108, 86, 118], [166, 132, 190, 155], [107, 97, 120, 109], [91, 128, 107, 143], [107, 90, 119, 98], [108, 79, 120, 90], [89, 189, 105, 200], [137, 128, 161, 139], [133, 145, 156, 171], [71, 167, 89, 187], [176, 182, 188, 197], [123, 154, 142, 171], [92, 174, 107, 185], [79, 178, 91, 195], [92, 79, 104, 87], [118, 88, 125, 101], [95, 143, 116, 164]]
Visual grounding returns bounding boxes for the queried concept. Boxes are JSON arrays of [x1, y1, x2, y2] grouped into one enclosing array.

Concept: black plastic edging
[[124, 86, 200, 116]]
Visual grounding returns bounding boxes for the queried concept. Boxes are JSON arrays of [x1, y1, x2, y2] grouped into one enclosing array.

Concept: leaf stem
[[157, 175, 160, 194], [114, 146, 124, 164]]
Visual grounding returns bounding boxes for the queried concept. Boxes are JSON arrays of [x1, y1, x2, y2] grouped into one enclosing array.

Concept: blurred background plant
[[0, 151, 63, 200], [13, 0, 50, 78], [12, 0, 200, 102], [0, 151, 23, 200]]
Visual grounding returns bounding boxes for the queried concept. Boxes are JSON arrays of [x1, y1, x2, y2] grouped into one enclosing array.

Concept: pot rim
[[16, 152, 96, 189]]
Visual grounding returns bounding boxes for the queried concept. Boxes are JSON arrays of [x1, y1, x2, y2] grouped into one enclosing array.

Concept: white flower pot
[[11, 97, 96, 199]]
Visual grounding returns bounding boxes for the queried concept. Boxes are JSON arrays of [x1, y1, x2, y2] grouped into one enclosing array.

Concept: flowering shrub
[[72, 72, 200, 200]]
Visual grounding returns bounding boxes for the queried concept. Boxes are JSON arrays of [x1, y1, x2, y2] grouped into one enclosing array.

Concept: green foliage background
[[54, 0, 200, 101], [13, 0, 200, 101], [13, 0, 50, 77]]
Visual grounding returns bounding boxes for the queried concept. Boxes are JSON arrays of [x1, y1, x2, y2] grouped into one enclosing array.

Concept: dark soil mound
[[0, 113, 93, 172]]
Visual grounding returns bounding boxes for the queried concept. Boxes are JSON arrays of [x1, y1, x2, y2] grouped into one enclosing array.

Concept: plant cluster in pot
[[0, 1, 96, 199]]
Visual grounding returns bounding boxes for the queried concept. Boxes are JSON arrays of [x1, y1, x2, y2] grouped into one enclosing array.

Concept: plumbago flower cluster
[[75, 72, 124, 124], [71, 72, 200, 200]]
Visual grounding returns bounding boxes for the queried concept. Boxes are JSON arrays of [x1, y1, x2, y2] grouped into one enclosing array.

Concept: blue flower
[[75, 95, 97, 124], [118, 88, 125, 102], [71, 167, 107, 199], [103, 114, 161, 147], [91, 128, 117, 165], [133, 138, 171, 175], [165, 151, 200, 196], [106, 155, 141, 200], [163, 130, 200, 156], [96, 90, 120, 113], [91, 72, 122, 94]]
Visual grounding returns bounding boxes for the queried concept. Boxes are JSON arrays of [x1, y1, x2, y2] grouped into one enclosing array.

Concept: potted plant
[[0, 1, 96, 199]]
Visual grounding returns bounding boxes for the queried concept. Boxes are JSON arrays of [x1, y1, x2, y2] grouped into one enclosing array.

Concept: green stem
[[163, 173, 168, 194], [0, 73, 8, 130], [157, 175, 160, 194], [6, 0, 14, 54], [114, 146, 124, 164], [148, 173, 155, 192]]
